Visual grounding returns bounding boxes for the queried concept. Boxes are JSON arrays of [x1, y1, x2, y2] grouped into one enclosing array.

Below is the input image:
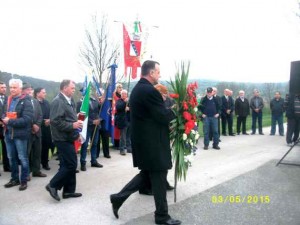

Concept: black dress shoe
[[42, 165, 51, 170], [213, 145, 221, 150], [3, 167, 11, 172], [166, 182, 174, 191], [76, 169, 79, 173], [62, 193, 82, 199], [45, 184, 60, 201], [4, 179, 20, 188], [19, 182, 28, 191], [259, 132, 264, 135], [32, 171, 47, 177], [203, 146, 208, 150], [81, 164, 86, 171], [229, 134, 235, 136], [110, 194, 123, 219], [243, 133, 249, 135], [91, 162, 103, 168], [156, 218, 182, 225], [104, 155, 111, 158], [139, 189, 153, 196]]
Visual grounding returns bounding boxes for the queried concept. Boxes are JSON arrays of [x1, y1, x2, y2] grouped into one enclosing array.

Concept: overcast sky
[[0, 0, 300, 84]]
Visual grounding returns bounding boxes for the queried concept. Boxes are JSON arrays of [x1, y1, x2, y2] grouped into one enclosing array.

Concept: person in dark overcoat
[[110, 60, 181, 225]]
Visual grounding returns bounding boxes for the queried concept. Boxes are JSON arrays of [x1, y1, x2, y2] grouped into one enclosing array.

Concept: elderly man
[[2, 79, 33, 191], [115, 89, 131, 155], [46, 80, 83, 201], [235, 90, 250, 135], [110, 60, 180, 225], [250, 89, 264, 135]]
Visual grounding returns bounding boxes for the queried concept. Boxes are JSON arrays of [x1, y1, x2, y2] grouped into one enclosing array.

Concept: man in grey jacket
[[45, 80, 83, 201], [250, 89, 264, 135]]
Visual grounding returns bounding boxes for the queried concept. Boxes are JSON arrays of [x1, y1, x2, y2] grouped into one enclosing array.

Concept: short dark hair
[[22, 82, 32, 90], [60, 80, 74, 91], [141, 60, 159, 76], [34, 87, 44, 98], [0, 81, 5, 85]]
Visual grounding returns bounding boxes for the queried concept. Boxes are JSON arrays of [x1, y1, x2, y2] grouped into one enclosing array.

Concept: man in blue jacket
[[2, 79, 33, 191]]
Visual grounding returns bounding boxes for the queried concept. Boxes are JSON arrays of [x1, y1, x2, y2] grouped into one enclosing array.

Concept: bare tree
[[80, 14, 119, 87], [261, 83, 277, 103]]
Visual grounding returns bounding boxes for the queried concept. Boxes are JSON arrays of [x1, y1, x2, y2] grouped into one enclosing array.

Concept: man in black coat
[[110, 60, 181, 225], [235, 90, 250, 135], [221, 89, 235, 136], [35, 87, 54, 170]]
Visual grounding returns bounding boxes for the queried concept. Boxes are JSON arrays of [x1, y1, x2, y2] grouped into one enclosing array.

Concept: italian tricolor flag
[[79, 81, 91, 144]]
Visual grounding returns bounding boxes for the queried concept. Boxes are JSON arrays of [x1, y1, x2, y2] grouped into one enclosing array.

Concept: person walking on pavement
[[110, 60, 181, 225], [45, 80, 83, 201]]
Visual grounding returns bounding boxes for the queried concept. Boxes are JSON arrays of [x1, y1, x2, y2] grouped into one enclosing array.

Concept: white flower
[[194, 107, 198, 112], [195, 134, 200, 140], [183, 133, 187, 140], [185, 154, 194, 163], [191, 130, 196, 134]]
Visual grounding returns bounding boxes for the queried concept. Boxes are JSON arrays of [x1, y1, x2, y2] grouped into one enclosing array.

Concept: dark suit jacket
[[130, 78, 175, 171], [235, 97, 250, 117], [221, 95, 234, 116]]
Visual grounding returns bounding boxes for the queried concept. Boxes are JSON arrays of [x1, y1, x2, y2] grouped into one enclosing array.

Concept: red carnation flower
[[169, 93, 179, 99], [183, 111, 192, 121], [183, 101, 189, 110]]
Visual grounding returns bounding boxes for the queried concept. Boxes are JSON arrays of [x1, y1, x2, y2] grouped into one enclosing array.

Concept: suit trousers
[[28, 134, 42, 174], [50, 141, 77, 193], [112, 170, 170, 222], [221, 113, 233, 135], [97, 129, 110, 157], [0, 131, 10, 170], [237, 116, 247, 134]]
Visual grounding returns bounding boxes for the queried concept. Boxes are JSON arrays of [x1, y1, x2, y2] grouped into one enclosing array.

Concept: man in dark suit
[[35, 87, 54, 170], [22, 83, 47, 178], [0, 81, 10, 173], [110, 60, 181, 225], [221, 89, 235, 136], [235, 90, 250, 135], [45, 80, 83, 201]]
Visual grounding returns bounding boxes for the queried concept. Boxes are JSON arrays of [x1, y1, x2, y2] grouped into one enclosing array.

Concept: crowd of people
[[198, 86, 300, 150], [0, 59, 300, 224]]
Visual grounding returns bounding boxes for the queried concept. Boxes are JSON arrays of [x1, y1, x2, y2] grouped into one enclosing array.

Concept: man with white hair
[[2, 79, 33, 191], [115, 89, 131, 155], [235, 90, 250, 135]]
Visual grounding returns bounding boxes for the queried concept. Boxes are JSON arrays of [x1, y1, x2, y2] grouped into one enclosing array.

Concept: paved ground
[[0, 125, 299, 225]]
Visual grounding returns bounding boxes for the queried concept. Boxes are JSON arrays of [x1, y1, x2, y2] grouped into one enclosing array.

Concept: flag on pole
[[123, 23, 141, 79], [79, 81, 91, 144]]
